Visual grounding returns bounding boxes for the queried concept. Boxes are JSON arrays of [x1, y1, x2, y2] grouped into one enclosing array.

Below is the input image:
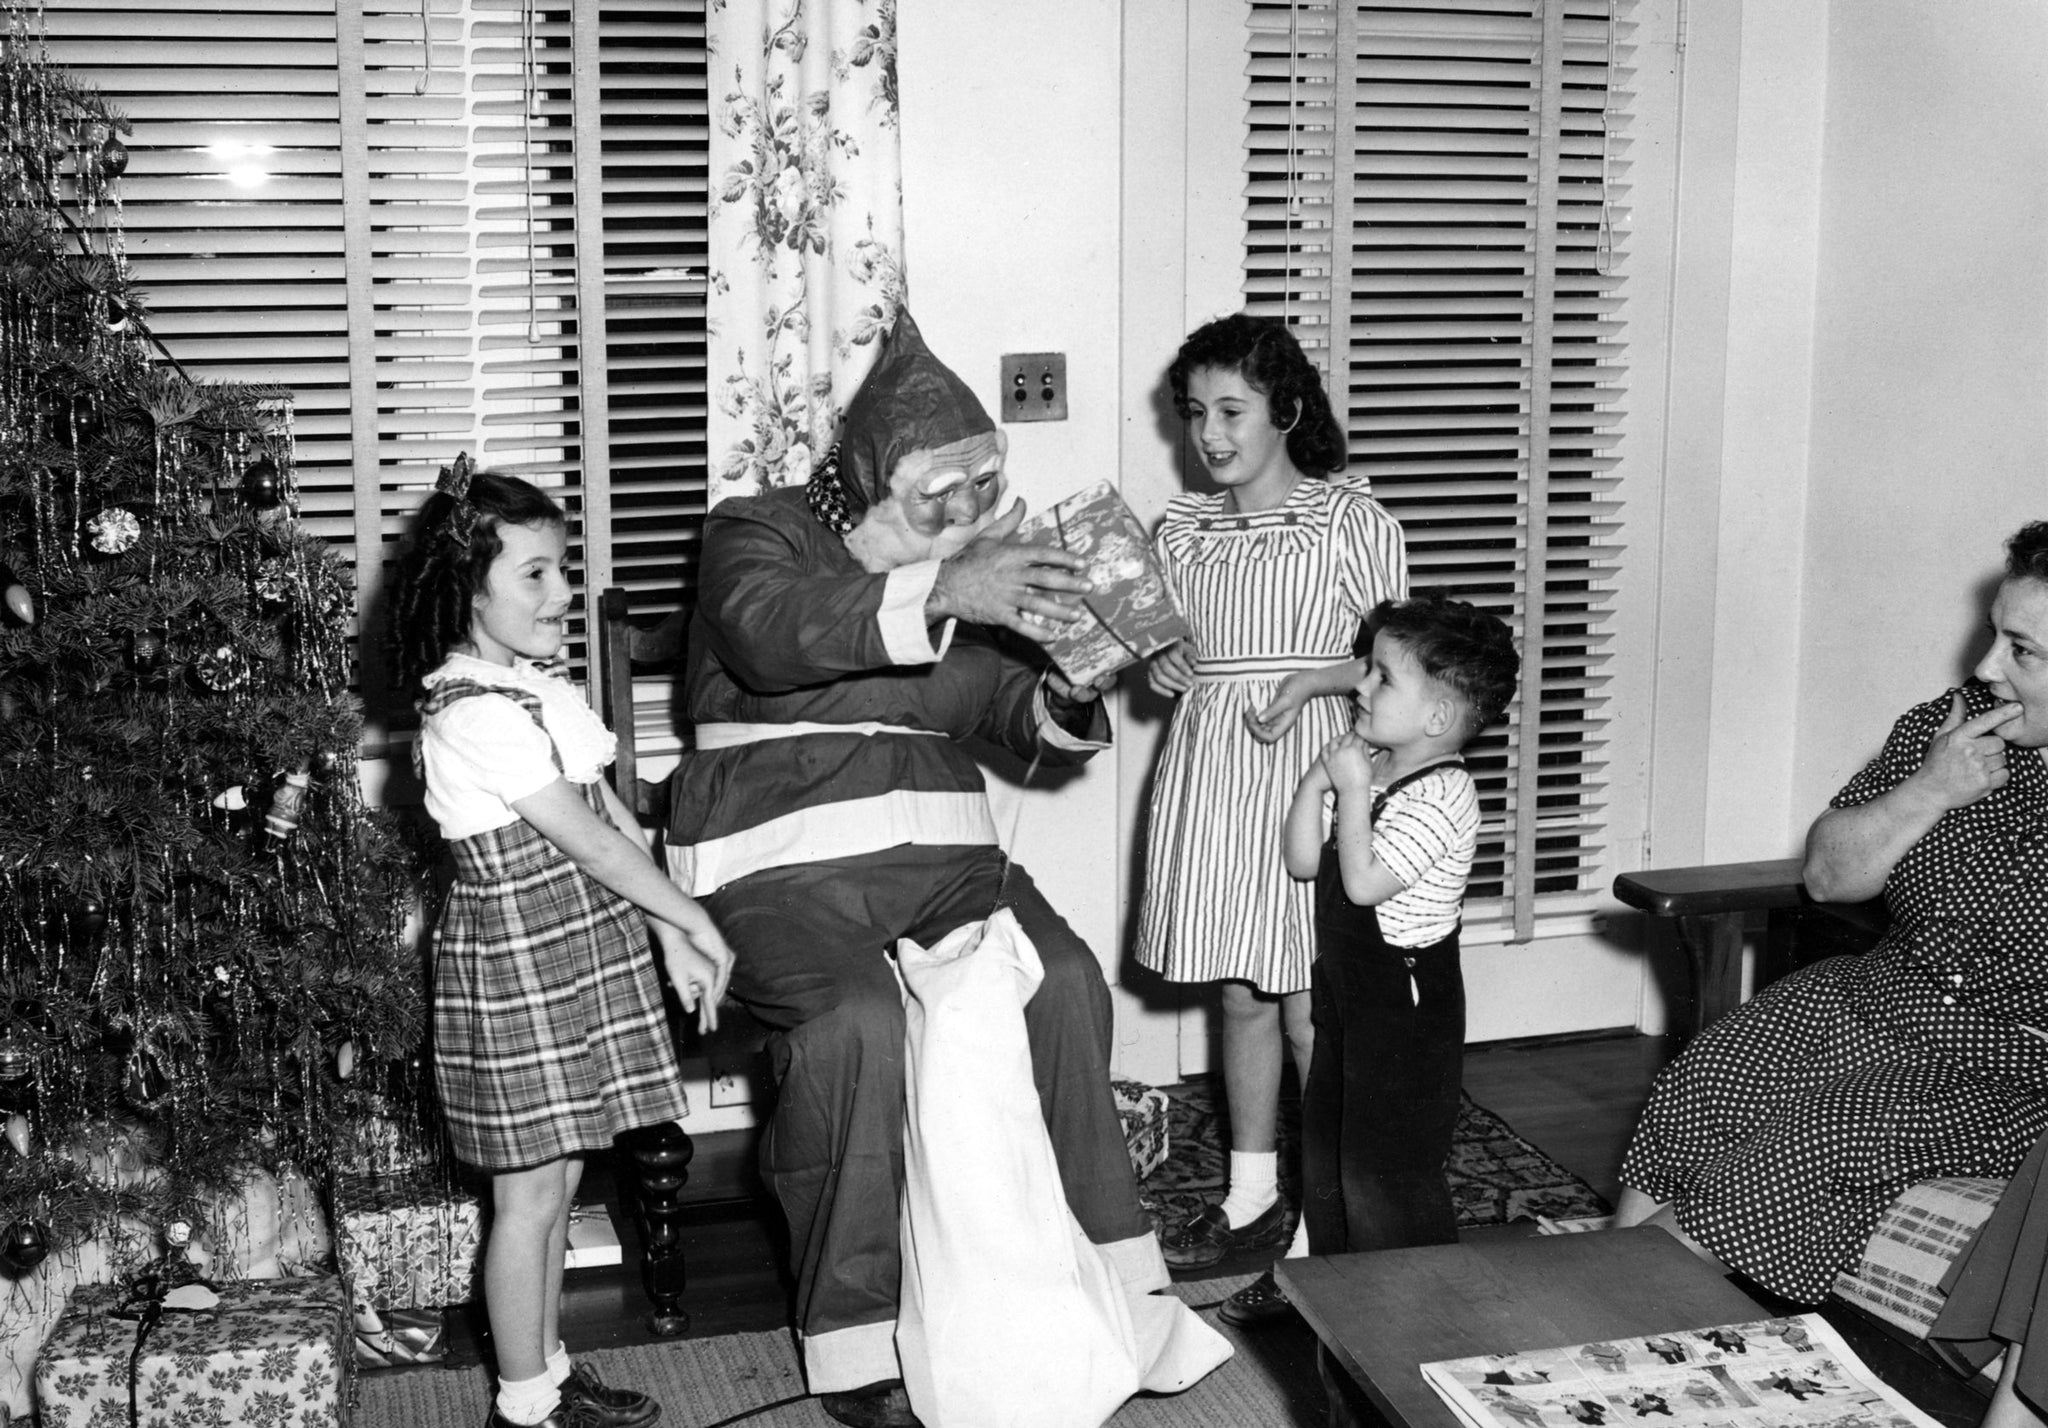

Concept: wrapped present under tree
[[34, 1275, 349, 1428], [332, 1171, 481, 1313]]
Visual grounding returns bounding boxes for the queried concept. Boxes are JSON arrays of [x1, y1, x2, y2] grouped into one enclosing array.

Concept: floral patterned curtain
[[706, 1, 903, 504]]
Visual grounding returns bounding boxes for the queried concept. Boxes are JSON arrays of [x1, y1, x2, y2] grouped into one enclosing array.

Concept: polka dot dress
[[1621, 682, 2048, 1302]]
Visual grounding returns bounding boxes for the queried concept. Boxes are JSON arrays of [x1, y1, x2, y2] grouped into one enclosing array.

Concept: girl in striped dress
[[1134, 315, 1407, 1310], [390, 460, 734, 1428]]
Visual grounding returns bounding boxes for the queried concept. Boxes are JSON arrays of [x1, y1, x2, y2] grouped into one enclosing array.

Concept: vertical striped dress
[[1134, 476, 1407, 994]]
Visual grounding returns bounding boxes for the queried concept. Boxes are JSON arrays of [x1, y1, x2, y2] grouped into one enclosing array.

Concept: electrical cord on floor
[[693, 1392, 812, 1428]]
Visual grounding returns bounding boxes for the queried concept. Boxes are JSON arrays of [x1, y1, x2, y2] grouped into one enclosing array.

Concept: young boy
[[1223, 590, 1517, 1328]]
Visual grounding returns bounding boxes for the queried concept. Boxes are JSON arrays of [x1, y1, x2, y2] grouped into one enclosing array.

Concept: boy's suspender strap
[[1370, 759, 1466, 822], [412, 678, 566, 780]]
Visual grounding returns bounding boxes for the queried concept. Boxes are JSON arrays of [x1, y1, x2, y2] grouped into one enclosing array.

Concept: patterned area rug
[[356, 1275, 1316, 1428], [1139, 1078, 1611, 1237]]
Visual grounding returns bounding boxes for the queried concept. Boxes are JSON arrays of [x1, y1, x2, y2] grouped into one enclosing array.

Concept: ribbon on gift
[[110, 1258, 222, 1428]]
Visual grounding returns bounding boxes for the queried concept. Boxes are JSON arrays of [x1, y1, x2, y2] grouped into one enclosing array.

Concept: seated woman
[[1615, 520, 2048, 1305]]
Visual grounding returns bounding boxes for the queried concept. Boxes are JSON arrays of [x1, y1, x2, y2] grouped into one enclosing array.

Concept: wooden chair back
[[595, 586, 689, 824]]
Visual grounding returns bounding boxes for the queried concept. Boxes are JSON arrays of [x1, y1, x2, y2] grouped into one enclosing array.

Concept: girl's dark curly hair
[[2007, 521, 2048, 584], [387, 470, 566, 697], [1167, 312, 1347, 477], [1358, 591, 1521, 741]]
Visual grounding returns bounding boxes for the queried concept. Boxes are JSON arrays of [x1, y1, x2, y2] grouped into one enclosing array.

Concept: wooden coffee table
[[1275, 1228, 1774, 1428]]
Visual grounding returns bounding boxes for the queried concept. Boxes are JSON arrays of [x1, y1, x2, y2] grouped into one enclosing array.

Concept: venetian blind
[[37, 0, 708, 741], [1245, 0, 1629, 937]]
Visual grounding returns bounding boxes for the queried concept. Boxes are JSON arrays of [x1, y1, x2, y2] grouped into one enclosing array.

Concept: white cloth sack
[[894, 909, 1231, 1428]]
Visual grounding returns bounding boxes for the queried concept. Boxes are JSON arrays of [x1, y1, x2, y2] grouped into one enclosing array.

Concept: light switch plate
[[999, 352, 1067, 422]]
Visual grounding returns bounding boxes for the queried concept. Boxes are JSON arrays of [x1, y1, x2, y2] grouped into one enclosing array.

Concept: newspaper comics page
[[1420, 1314, 1941, 1428]]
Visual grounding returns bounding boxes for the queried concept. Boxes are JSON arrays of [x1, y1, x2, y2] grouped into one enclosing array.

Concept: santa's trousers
[[706, 844, 1166, 1394]]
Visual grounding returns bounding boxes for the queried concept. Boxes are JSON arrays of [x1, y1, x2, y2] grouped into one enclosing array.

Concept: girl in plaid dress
[[390, 460, 734, 1428]]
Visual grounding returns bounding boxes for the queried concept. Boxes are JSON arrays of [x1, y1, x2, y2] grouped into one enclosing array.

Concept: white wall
[[1791, 1, 2048, 824], [896, 1, 1141, 1057], [1647, 0, 2048, 858]]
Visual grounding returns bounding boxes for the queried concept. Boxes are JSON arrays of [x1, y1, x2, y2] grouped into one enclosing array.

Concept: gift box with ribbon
[[332, 1171, 482, 1311], [1112, 1077, 1171, 1181], [33, 1275, 349, 1428]]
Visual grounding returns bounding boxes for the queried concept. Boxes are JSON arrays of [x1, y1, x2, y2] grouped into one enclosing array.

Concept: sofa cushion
[[1831, 1176, 2004, 1339]]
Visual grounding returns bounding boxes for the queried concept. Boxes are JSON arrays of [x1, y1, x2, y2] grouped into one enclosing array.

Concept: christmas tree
[[0, 10, 425, 1277]]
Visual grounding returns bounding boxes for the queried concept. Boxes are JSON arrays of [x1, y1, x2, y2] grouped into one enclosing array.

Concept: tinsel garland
[[0, 1, 434, 1280]]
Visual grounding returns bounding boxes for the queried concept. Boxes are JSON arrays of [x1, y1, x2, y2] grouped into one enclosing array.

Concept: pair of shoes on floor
[[1160, 1199, 1289, 1270], [483, 1361, 660, 1428], [818, 1379, 923, 1428], [1217, 1268, 1298, 1329]]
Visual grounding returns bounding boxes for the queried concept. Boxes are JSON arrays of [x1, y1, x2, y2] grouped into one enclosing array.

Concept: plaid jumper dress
[[420, 677, 688, 1171]]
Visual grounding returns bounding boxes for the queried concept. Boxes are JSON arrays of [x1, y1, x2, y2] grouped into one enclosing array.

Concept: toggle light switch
[[999, 351, 1067, 422]]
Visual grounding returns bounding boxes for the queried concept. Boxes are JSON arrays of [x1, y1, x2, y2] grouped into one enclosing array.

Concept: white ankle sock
[[496, 1369, 561, 1425], [1219, 1150, 1278, 1228], [545, 1341, 573, 1387], [1283, 1214, 1310, 1258]]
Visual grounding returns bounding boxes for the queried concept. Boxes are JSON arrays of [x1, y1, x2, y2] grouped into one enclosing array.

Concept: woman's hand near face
[[1914, 692, 2023, 809], [1803, 692, 2024, 904], [925, 500, 1095, 639]]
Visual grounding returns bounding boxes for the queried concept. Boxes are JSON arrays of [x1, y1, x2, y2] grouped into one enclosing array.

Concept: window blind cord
[[412, 0, 430, 98], [1597, 0, 1615, 277], [523, 0, 541, 344], [1284, 0, 1299, 334]]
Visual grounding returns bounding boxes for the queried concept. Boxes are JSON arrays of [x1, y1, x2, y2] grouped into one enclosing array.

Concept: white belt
[[693, 719, 944, 750], [1193, 656, 1350, 684]]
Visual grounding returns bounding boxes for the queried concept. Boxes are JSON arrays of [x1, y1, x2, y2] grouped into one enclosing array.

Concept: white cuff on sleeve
[[881, 560, 954, 664], [1034, 686, 1111, 753]]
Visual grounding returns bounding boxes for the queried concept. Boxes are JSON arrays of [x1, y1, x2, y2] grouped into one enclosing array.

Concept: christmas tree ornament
[[0, 563, 32, 626], [0, 1219, 49, 1274], [125, 1052, 167, 1108], [310, 748, 341, 779], [252, 556, 291, 604], [103, 295, 130, 333], [336, 1038, 356, 1080], [70, 897, 107, 940], [210, 784, 249, 811], [3, 1113, 26, 1157], [264, 770, 311, 839], [194, 643, 245, 691], [241, 455, 281, 510], [85, 505, 141, 554], [97, 135, 128, 179], [0, 1033, 32, 1084], [129, 630, 163, 673]]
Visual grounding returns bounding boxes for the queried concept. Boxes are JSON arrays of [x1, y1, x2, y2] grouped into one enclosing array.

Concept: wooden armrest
[[1612, 858, 1808, 919], [1616, 858, 1888, 1038]]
